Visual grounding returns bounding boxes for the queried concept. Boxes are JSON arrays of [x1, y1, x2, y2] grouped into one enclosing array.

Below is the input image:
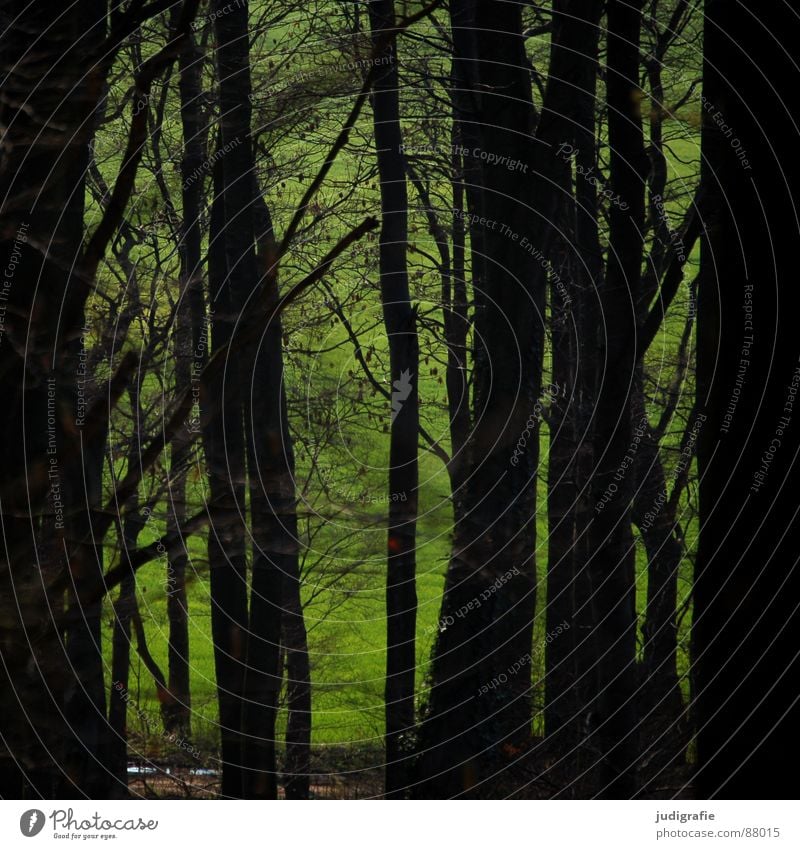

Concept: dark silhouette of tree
[[541, 0, 605, 784], [416, 0, 543, 797], [580, 0, 648, 798], [694, 0, 800, 799], [3, 0, 796, 804], [367, 0, 420, 798]]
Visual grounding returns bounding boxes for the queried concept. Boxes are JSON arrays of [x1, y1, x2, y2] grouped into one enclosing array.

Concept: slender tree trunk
[[447, 0, 484, 515], [165, 296, 193, 739], [215, 0, 280, 799], [628, 20, 689, 763], [539, 2, 604, 776], [108, 571, 136, 790], [240, 191, 312, 799], [164, 220, 201, 735], [447, 142, 471, 498], [449, 0, 485, 312], [251, 197, 311, 800], [584, 0, 648, 797], [108, 385, 150, 793], [203, 145, 250, 798], [368, 0, 420, 798], [162, 26, 208, 741], [405, 161, 468, 501], [630, 384, 684, 754], [213, 0, 310, 799], [281, 568, 311, 800], [62, 369, 111, 798]]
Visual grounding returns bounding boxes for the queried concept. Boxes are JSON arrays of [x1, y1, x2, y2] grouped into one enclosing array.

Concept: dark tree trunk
[[246, 259, 304, 798], [449, 0, 486, 314], [252, 192, 310, 803], [583, 0, 648, 797], [447, 0, 486, 510], [405, 161, 468, 503], [62, 378, 111, 798], [109, 571, 136, 791], [368, 0, 420, 798], [165, 283, 193, 741], [627, 15, 691, 762], [630, 384, 685, 756], [216, 0, 278, 799], [0, 0, 109, 798], [248, 195, 310, 799], [161, 25, 208, 742], [203, 145, 250, 798], [108, 385, 150, 794], [281, 562, 311, 800], [538, 1, 604, 776], [160, 495, 189, 714], [416, 0, 542, 798], [694, 0, 800, 799], [213, 0, 310, 799], [446, 143, 471, 498]]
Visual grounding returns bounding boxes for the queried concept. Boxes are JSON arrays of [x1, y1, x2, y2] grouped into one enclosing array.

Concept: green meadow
[[93, 11, 702, 767]]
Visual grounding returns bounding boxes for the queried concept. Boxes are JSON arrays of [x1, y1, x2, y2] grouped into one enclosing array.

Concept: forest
[[1, 0, 799, 800]]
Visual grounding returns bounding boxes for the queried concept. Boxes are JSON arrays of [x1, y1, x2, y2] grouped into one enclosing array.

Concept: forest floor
[[125, 736, 697, 799], [126, 763, 383, 799]]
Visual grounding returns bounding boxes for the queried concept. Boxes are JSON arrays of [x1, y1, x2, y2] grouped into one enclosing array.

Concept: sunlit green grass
[[97, 17, 703, 761]]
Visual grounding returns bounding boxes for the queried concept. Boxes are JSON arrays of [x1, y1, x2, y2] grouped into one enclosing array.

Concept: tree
[[541, 0, 605, 781], [579, 0, 648, 798], [367, 0, 421, 797], [694, 0, 800, 799], [416, 0, 543, 797], [0, 0, 203, 796]]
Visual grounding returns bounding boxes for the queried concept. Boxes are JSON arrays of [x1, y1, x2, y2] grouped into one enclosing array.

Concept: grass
[[95, 12, 703, 765]]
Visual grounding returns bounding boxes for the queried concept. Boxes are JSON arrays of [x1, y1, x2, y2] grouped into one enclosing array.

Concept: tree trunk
[[416, 0, 542, 797], [161, 27, 207, 742], [216, 0, 278, 798], [368, 0, 420, 798], [281, 568, 311, 800], [538, 1, 604, 778], [0, 0, 109, 798], [108, 385, 150, 793], [630, 381, 685, 770], [694, 0, 800, 799], [583, 0, 648, 797], [446, 141, 471, 500], [203, 144, 250, 798]]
